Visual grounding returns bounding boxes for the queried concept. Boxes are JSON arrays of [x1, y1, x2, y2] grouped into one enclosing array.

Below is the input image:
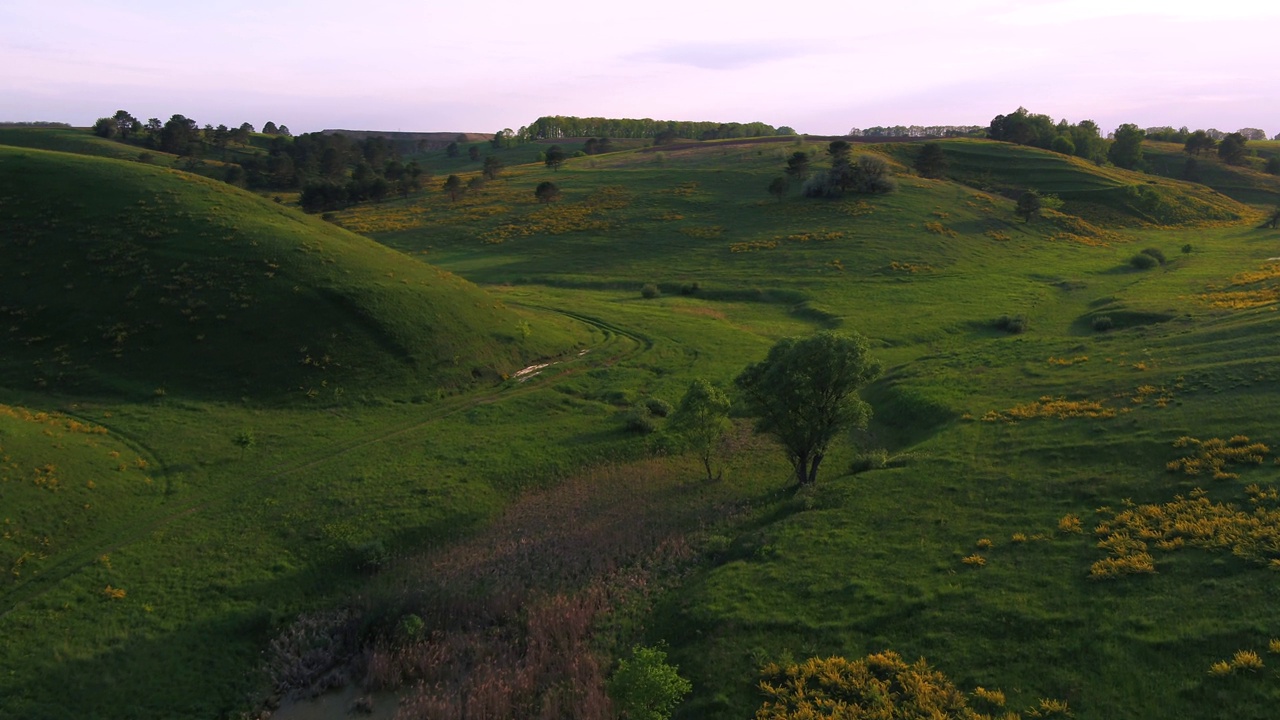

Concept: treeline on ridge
[[520, 116, 794, 142]]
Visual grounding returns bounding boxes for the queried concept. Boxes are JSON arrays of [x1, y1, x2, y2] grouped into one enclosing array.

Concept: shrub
[[644, 398, 673, 417], [396, 614, 425, 642], [622, 409, 657, 434], [849, 448, 888, 474], [1129, 252, 1159, 270], [1140, 247, 1167, 265], [679, 282, 700, 296], [1182, 243, 1193, 254], [1092, 315, 1114, 331], [608, 645, 692, 720], [641, 283, 661, 299], [995, 314, 1028, 334], [1266, 156, 1280, 175]]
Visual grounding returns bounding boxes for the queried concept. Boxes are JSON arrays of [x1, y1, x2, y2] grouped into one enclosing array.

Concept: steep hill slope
[[0, 146, 574, 400]]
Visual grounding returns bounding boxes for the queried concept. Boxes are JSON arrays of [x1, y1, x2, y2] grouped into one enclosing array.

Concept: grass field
[[4, 130, 1280, 719]]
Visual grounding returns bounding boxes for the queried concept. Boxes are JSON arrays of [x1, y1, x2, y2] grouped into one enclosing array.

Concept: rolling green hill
[[1143, 140, 1280, 206], [6, 127, 1280, 720], [881, 139, 1258, 227], [0, 146, 577, 401]]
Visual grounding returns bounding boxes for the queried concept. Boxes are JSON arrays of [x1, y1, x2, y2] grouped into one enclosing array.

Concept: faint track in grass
[[0, 307, 651, 620]]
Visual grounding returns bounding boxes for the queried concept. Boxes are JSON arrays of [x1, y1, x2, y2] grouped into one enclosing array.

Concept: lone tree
[[534, 180, 560, 203], [1265, 206, 1280, 230], [482, 155, 503, 180], [442, 174, 464, 201], [446, 141, 460, 158], [668, 379, 732, 481], [735, 331, 881, 486], [914, 142, 947, 178], [467, 145, 481, 161], [767, 176, 788, 201], [784, 151, 811, 181], [544, 145, 567, 171], [1016, 190, 1043, 222]]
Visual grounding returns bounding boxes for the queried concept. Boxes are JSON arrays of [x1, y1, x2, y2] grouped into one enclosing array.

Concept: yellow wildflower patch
[[983, 397, 1114, 422], [1166, 435, 1268, 480]]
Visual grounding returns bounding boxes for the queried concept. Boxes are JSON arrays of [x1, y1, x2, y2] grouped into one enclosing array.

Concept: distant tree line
[[89, 109, 427, 212], [848, 125, 985, 138], [0, 121, 72, 127], [1145, 126, 1270, 142], [519, 116, 789, 142]]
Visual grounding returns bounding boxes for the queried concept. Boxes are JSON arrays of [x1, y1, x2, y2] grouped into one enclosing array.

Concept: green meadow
[[3, 128, 1280, 719]]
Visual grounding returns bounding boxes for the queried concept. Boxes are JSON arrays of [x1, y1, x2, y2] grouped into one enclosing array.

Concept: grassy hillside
[[0, 146, 577, 400], [1143, 140, 1280, 206], [880, 139, 1257, 227], [7, 130, 1280, 720]]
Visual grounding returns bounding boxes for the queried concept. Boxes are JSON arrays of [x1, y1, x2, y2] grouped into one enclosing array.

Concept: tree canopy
[[668, 379, 732, 481], [1108, 124, 1145, 170], [735, 331, 881, 486]]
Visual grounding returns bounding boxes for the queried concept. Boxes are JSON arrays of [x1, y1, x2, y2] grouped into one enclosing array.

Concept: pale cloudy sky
[[2, 0, 1277, 136]]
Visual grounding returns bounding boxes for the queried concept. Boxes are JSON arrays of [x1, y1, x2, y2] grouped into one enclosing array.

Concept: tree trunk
[[807, 452, 824, 485], [794, 452, 810, 486]]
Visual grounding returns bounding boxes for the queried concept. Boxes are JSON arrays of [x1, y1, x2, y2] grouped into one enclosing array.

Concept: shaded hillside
[[0, 146, 575, 400], [1143, 140, 1280, 206], [881, 139, 1255, 227]]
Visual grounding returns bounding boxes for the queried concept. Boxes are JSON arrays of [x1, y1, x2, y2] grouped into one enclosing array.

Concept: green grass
[[6, 131, 1280, 719], [1143, 140, 1280, 207], [0, 145, 581, 400]]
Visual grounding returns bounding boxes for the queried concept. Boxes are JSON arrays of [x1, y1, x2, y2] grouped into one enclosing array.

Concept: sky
[[3, 0, 1278, 137]]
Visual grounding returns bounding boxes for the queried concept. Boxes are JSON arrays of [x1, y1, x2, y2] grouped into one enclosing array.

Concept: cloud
[[628, 41, 810, 70]]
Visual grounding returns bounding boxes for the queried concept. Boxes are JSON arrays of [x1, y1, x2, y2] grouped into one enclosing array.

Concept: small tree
[[1016, 190, 1043, 222], [482, 155, 503, 180], [607, 645, 692, 720], [534, 181, 560, 203], [467, 145, 480, 161], [1184, 130, 1216, 156], [1265, 156, 1280, 175], [1218, 132, 1248, 165], [446, 141, 460, 158], [442, 174, 464, 201], [262, 121, 278, 134], [735, 331, 881, 486], [545, 145, 567, 171], [668, 379, 732, 481], [914, 142, 947, 178], [1265, 206, 1280, 230], [784, 151, 810, 181], [767, 176, 788, 201]]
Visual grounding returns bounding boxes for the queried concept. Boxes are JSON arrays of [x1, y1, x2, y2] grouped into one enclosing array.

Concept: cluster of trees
[[662, 330, 881, 488], [849, 125, 984, 138], [1184, 130, 1260, 167], [768, 141, 897, 199], [89, 110, 436, 211], [92, 110, 290, 157], [987, 107, 1108, 163], [521, 116, 788, 141]]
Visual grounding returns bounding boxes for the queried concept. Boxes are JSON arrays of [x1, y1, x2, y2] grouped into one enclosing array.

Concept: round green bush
[[1129, 253, 1159, 270], [641, 283, 660, 299]]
